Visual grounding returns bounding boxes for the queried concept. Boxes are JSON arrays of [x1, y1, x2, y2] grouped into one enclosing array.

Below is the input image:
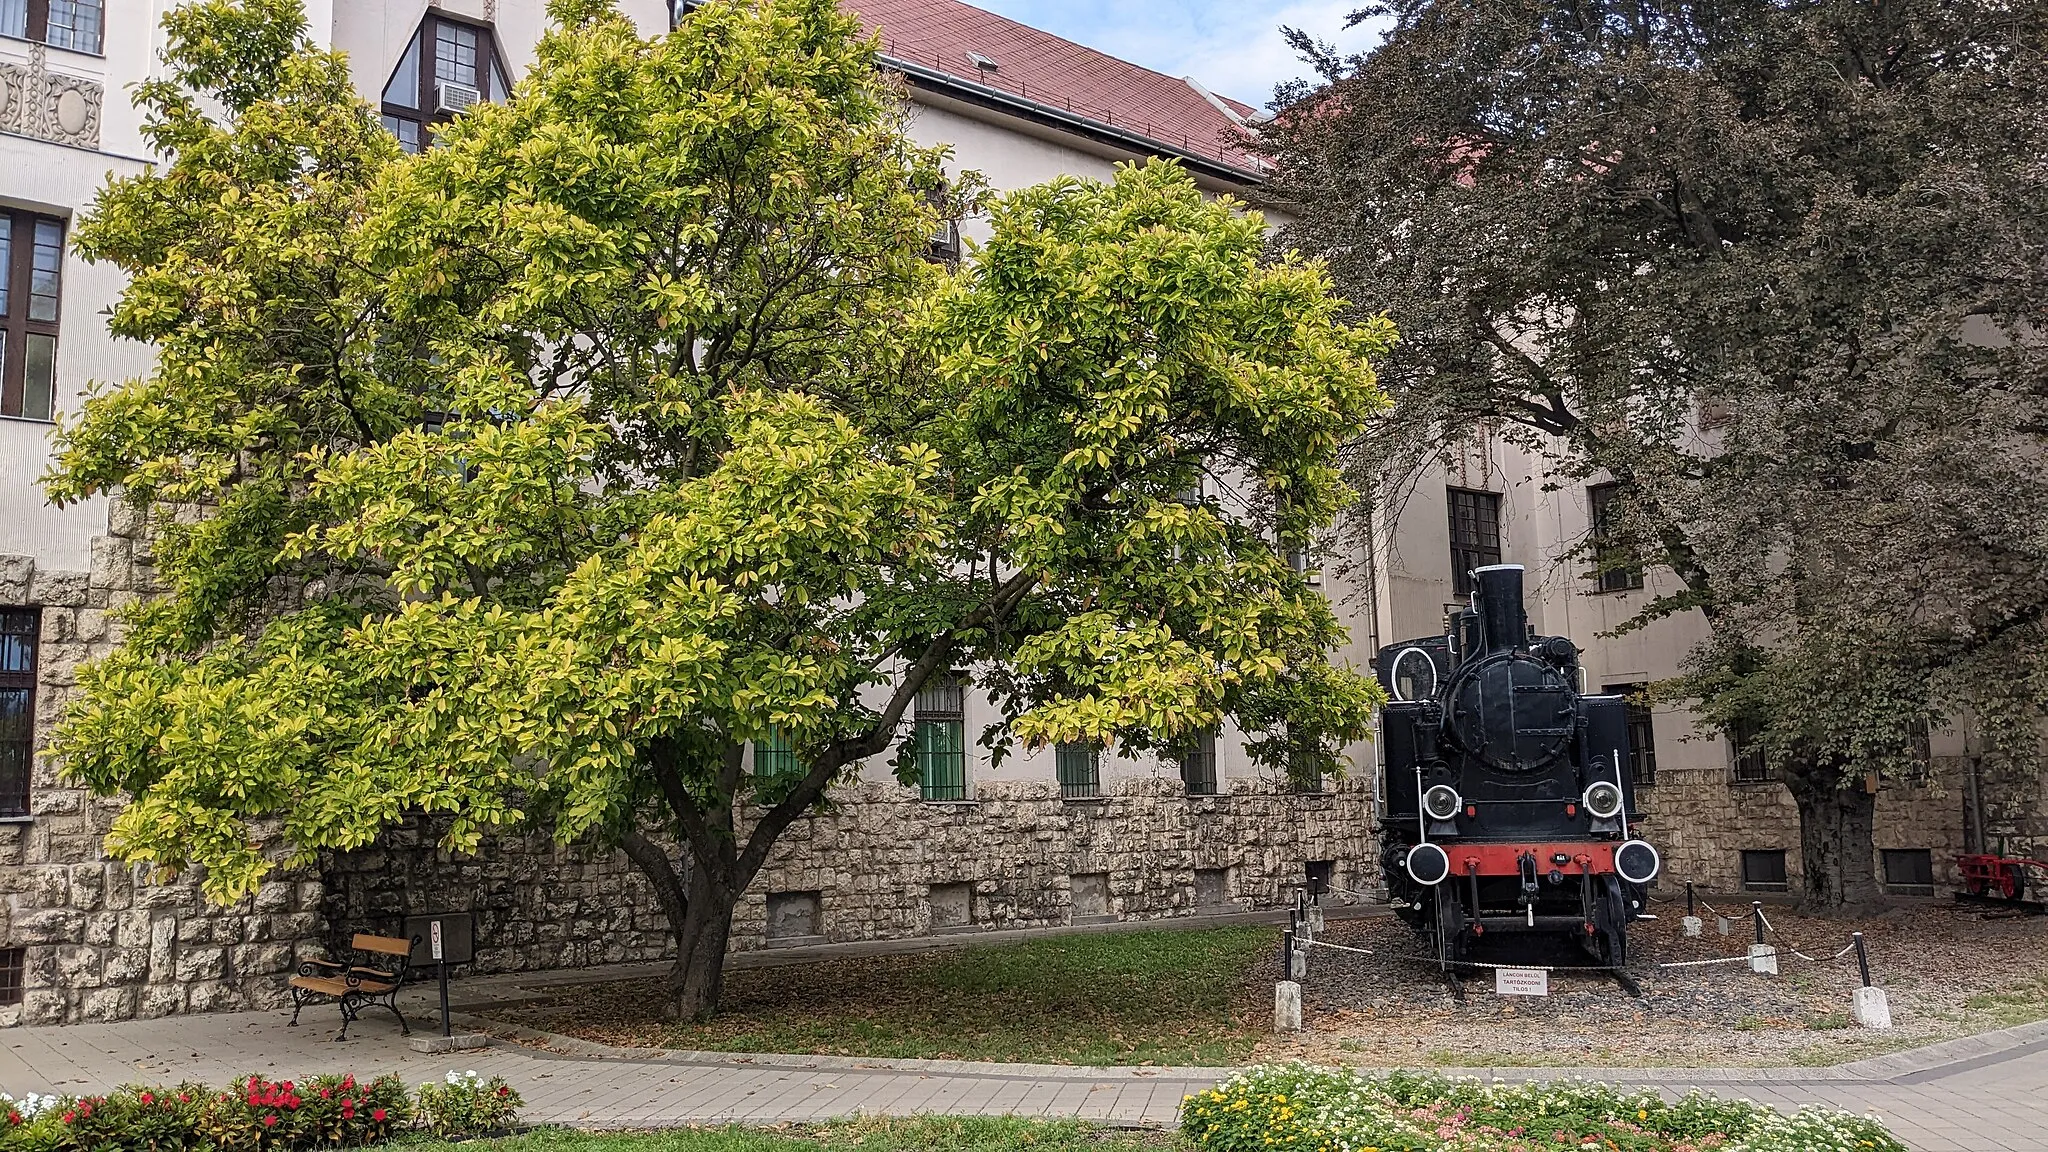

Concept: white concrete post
[[1748, 943, 1779, 975], [1853, 985, 1892, 1029], [1681, 915, 1703, 937], [1274, 981, 1302, 1032]]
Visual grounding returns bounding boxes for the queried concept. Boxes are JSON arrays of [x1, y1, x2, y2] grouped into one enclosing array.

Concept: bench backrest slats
[[352, 933, 414, 957]]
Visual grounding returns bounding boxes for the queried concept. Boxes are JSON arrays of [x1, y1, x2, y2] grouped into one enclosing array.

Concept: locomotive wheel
[[1432, 889, 1467, 970], [1590, 875, 1629, 968], [1965, 873, 1989, 897], [2000, 865, 2028, 902]]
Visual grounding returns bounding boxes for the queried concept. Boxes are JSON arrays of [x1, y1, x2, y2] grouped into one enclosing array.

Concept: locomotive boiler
[[1377, 564, 1661, 970]]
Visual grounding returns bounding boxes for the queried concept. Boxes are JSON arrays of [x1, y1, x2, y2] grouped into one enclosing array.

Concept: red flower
[[281, 1082, 293, 1093], [262, 1114, 279, 1128], [61, 1113, 74, 1125], [179, 1094, 191, 1104], [371, 1108, 387, 1123], [79, 1104, 92, 1119], [342, 1076, 355, 1091], [341, 1104, 356, 1120], [6, 1111, 20, 1126], [497, 1086, 510, 1097], [139, 1093, 154, 1105], [320, 1088, 331, 1099]]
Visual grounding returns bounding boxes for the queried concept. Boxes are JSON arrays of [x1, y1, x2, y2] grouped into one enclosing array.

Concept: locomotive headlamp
[[1405, 842, 1452, 886], [1582, 781, 1624, 820], [1422, 784, 1463, 822], [1615, 839, 1662, 885]]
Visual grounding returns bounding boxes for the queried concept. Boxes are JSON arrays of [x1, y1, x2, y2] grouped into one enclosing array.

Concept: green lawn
[[406, 1119, 1179, 1152], [520, 926, 1274, 1066]]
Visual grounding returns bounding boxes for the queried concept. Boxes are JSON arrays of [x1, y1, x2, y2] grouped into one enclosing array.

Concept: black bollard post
[[1854, 932, 1872, 988], [1752, 901, 1765, 946], [1686, 882, 1696, 918], [1281, 928, 1294, 980]]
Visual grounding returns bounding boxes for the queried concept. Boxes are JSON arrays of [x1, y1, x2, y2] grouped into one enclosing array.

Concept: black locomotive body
[[1377, 564, 1661, 969]]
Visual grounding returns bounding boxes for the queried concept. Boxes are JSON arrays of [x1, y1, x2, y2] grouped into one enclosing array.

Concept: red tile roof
[[841, 0, 1264, 179]]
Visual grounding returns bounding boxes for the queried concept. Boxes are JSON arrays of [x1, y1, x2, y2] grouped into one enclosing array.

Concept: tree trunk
[[668, 861, 736, 1022], [1786, 762, 1883, 911]]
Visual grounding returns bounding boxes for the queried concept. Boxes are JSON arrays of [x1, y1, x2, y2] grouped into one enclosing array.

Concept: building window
[[1055, 742, 1100, 799], [1882, 848, 1935, 895], [0, 947, 21, 1006], [914, 676, 967, 800], [380, 13, 509, 152], [1178, 732, 1218, 796], [1604, 683, 1657, 787], [1286, 549, 1323, 586], [1447, 488, 1502, 598], [754, 729, 803, 780], [0, 212, 63, 422], [1588, 483, 1644, 592], [1740, 849, 1788, 892], [1, 0, 102, 53], [1730, 719, 1771, 785], [0, 609, 37, 818]]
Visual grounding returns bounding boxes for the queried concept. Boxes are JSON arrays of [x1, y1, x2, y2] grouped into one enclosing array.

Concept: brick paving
[[4, 990, 2047, 1150]]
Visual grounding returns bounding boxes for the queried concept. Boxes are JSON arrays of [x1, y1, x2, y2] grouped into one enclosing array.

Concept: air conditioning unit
[[435, 81, 481, 113]]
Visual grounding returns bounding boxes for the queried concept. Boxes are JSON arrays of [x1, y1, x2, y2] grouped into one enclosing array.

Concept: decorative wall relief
[[0, 43, 103, 150]]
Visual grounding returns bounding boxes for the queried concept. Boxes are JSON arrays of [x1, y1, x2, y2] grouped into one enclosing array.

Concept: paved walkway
[[6, 979, 2048, 1150]]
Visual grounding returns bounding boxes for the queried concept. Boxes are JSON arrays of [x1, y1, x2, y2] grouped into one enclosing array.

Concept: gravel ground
[[1260, 899, 2048, 1068]]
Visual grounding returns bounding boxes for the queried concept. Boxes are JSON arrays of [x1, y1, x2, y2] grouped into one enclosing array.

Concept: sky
[[966, 1, 1390, 110]]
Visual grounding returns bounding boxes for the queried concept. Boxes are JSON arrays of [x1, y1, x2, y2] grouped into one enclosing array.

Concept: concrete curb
[[459, 1009, 2048, 1087]]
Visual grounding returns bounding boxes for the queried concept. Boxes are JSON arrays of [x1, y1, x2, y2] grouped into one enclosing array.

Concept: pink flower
[[262, 1114, 279, 1128], [371, 1108, 387, 1123]]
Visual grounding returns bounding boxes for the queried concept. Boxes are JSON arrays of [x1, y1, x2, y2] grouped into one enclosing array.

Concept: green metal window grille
[[755, 729, 803, 780], [1056, 743, 1100, 799], [1179, 733, 1218, 796], [916, 677, 967, 800]]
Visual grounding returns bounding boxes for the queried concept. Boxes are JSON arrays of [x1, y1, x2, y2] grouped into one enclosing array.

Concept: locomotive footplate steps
[[1377, 563, 1660, 976]]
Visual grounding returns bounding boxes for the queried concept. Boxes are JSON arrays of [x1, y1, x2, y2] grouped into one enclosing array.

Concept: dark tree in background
[[1260, 0, 2048, 908]]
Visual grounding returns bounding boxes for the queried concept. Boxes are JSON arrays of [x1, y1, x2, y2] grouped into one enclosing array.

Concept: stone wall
[[319, 777, 1378, 976], [0, 510, 326, 1027], [1637, 760, 1968, 898]]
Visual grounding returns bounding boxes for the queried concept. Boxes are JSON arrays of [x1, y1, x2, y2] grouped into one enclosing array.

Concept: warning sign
[[1494, 967, 1549, 997]]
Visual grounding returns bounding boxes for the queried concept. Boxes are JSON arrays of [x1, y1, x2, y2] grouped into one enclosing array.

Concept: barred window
[[1603, 683, 1657, 787], [1447, 488, 1502, 598], [1882, 848, 1934, 895], [0, 947, 21, 1006], [1740, 849, 1788, 892], [1179, 732, 1218, 797], [754, 728, 803, 780], [1730, 718, 1771, 785], [0, 608, 37, 818], [914, 676, 967, 801], [1055, 742, 1100, 799], [1588, 483, 1644, 592]]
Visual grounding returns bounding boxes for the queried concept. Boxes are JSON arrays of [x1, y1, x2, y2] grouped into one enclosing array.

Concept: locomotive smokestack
[[1472, 564, 1528, 652]]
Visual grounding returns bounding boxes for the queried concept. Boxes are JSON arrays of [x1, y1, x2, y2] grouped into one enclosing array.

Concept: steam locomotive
[[1377, 564, 1661, 970]]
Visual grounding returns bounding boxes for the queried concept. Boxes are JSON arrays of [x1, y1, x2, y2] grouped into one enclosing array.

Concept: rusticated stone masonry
[[319, 777, 1379, 978]]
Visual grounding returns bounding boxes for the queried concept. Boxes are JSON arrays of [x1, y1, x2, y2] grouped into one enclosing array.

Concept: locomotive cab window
[[1389, 647, 1439, 702], [1882, 848, 1934, 895], [1740, 849, 1788, 892]]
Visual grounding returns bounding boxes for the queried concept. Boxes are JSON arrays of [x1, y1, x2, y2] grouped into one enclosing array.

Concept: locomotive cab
[[1376, 564, 1660, 970]]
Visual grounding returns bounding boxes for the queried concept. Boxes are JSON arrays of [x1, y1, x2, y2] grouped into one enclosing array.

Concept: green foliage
[[413, 1073, 522, 1140], [1181, 1065, 1907, 1152], [1262, 0, 2048, 905], [51, 0, 1388, 1012], [0, 1075, 413, 1152]]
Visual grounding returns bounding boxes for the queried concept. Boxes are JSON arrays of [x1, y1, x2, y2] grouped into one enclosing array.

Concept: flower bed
[[1, 1069, 521, 1151], [1181, 1065, 1906, 1152]]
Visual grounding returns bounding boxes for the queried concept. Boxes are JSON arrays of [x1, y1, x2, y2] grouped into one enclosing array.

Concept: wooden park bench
[[288, 933, 417, 1041]]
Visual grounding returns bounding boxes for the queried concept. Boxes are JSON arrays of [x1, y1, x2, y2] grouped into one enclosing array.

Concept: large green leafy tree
[[49, 0, 1392, 1016], [1261, 0, 2048, 907]]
